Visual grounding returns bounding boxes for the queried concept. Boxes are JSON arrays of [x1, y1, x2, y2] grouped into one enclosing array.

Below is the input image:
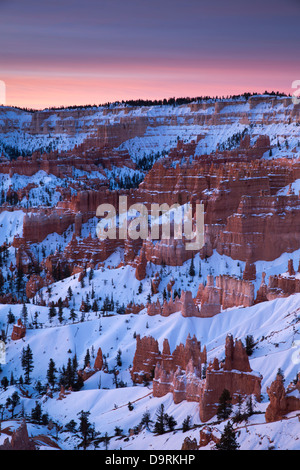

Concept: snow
[[0, 97, 300, 450]]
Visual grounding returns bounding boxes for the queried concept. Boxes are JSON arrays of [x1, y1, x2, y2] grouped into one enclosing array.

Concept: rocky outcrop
[[147, 275, 255, 319], [125, 302, 145, 315], [25, 273, 54, 299], [243, 260, 256, 281], [265, 373, 300, 423], [199, 335, 261, 422], [11, 319, 26, 341], [130, 335, 160, 384], [131, 333, 206, 386], [134, 244, 147, 281], [77, 347, 103, 381], [255, 260, 300, 303], [0, 420, 36, 450], [217, 194, 300, 262], [135, 332, 262, 423], [181, 436, 198, 450], [147, 290, 198, 317], [199, 426, 221, 448]]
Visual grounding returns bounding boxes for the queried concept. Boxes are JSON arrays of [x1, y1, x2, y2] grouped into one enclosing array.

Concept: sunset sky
[[0, 0, 299, 109]]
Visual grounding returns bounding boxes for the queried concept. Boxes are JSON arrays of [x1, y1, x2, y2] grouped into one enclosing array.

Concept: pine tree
[[103, 432, 110, 450], [154, 404, 166, 434], [189, 254, 195, 277], [21, 345, 34, 384], [245, 335, 255, 356], [67, 286, 73, 301], [69, 308, 77, 323], [165, 414, 177, 431], [116, 349, 122, 367], [84, 349, 91, 368], [6, 391, 20, 418], [182, 415, 192, 432], [31, 401, 42, 423], [48, 304, 57, 322], [217, 389, 232, 421], [215, 421, 240, 450], [46, 358, 57, 387], [77, 410, 94, 450], [21, 303, 28, 325], [7, 309, 15, 326], [140, 410, 153, 430], [1, 376, 8, 391]]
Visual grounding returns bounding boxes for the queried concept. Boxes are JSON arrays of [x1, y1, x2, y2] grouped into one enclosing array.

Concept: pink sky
[[0, 0, 299, 109]]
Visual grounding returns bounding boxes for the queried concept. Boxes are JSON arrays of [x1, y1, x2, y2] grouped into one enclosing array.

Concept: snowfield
[[0, 97, 299, 450], [0, 274, 299, 450]]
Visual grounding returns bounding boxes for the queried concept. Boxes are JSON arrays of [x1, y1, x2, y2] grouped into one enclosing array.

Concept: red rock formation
[[243, 260, 256, 281], [148, 333, 262, 422], [11, 319, 26, 341], [25, 273, 54, 299], [130, 335, 160, 384], [181, 436, 198, 450], [217, 194, 300, 262], [151, 272, 161, 294], [0, 420, 36, 450], [77, 347, 103, 381], [255, 260, 300, 303], [199, 426, 221, 448], [265, 373, 300, 422], [181, 291, 199, 317], [147, 299, 162, 316], [196, 275, 221, 317], [224, 334, 251, 372], [15, 241, 37, 275], [125, 302, 145, 315], [199, 335, 261, 422], [134, 244, 147, 281]]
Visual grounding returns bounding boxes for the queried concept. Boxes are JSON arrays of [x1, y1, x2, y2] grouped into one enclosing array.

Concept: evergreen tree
[[140, 410, 153, 430], [48, 304, 57, 322], [65, 419, 77, 433], [215, 421, 240, 451], [128, 401, 134, 411], [65, 357, 75, 388], [46, 358, 57, 387], [21, 345, 34, 384], [217, 389, 232, 421], [69, 308, 77, 323], [154, 404, 166, 434], [103, 432, 110, 450], [84, 349, 91, 368], [6, 391, 20, 418], [189, 254, 195, 277], [9, 372, 15, 386], [182, 415, 192, 432], [116, 349, 122, 367], [245, 335, 255, 356], [114, 426, 123, 437], [77, 410, 94, 450], [7, 309, 15, 326], [245, 395, 255, 416], [67, 286, 73, 301], [1, 376, 8, 391], [21, 303, 28, 325], [165, 414, 177, 432], [31, 401, 42, 423]]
